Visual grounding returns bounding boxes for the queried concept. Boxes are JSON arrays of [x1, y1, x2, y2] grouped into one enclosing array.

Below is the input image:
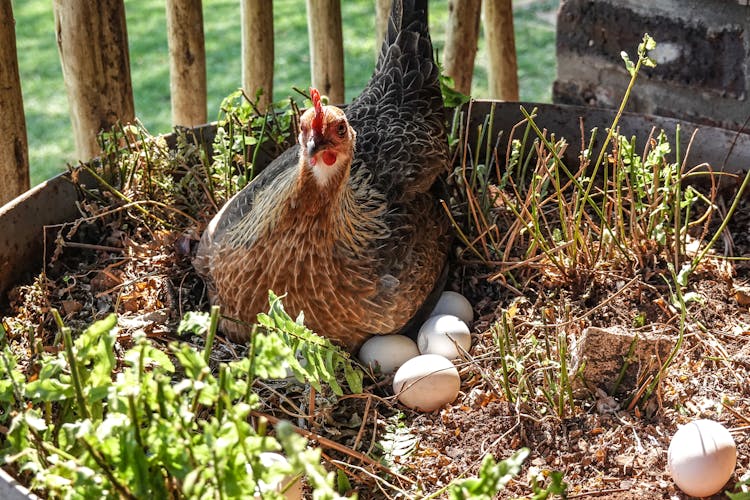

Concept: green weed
[[446, 449, 530, 500], [445, 33, 746, 421], [2, 300, 358, 498]]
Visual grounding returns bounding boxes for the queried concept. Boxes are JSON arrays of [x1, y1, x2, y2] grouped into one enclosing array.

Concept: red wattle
[[322, 151, 337, 166]]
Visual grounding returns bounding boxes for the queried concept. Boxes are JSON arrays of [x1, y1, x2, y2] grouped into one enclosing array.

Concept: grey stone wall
[[554, 0, 750, 130]]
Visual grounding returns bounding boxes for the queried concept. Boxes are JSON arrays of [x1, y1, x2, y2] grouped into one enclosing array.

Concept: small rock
[[733, 284, 750, 306], [595, 387, 620, 413], [570, 326, 675, 396], [61, 300, 82, 315]]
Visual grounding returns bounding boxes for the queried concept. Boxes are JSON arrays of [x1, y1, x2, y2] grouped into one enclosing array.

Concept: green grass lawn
[[13, 0, 558, 184]]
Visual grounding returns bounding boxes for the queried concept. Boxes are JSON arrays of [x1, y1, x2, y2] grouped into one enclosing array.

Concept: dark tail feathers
[[379, 0, 432, 62]]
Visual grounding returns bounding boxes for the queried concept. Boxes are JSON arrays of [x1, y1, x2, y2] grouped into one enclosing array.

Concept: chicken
[[194, 0, 451, 352]]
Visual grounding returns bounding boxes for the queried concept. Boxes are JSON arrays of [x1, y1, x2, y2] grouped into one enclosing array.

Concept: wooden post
[[0, 0, 29, 204], [53, 0, 134, 161], [166, 0, 207, 126], [306, 0, 344, 103], [375, 0, 391, 56], [484, 0, 519, 100], [443, 0, 481, 95], [241, 0, 274, 110]]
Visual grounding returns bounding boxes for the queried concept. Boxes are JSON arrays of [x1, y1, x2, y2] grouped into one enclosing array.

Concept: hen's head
[[298, 88, 356, 185]]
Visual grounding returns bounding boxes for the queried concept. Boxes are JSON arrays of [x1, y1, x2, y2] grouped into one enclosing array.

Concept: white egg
[[392, 354, 460, 412], [417, 314, 471, 359], [430, 291, 474, 323], [668, 419, 737, 497], [254, 452, 303, 500], [358, 335, 419, 374], [265, 351, 307, 382]]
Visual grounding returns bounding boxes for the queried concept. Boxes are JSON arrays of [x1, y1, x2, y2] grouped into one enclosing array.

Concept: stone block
[[557, 0, 746, 97], [554, 0, 750, 131]]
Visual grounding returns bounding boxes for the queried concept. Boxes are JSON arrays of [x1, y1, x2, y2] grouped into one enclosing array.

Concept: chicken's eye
[[336, 122, 347, 138]]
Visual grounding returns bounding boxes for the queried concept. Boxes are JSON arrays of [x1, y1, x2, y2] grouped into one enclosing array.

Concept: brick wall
[[554, 0, 750, 130]]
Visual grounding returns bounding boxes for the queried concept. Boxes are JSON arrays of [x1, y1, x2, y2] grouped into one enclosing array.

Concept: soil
[[1, 133, 750, 499]]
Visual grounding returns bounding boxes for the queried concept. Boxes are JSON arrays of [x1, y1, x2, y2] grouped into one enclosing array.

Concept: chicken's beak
[[307, 130, 329, 157]]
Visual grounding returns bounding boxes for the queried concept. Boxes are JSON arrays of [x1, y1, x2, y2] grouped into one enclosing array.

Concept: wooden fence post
[[375, 0, 391, 56], [53, 0, 134, 161], [166, 0, 207, 126], [0, 0, 29, 204], [484, 0, 519, 100], [443, 0, 481, 95], [241, 0, 274, 110], [306, 0, 344, 103]]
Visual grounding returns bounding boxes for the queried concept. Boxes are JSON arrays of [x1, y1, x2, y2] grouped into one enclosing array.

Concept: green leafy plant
[[207, 89, 302, 203], [377, 412, 418, 470], [1, 298, 360, 498], [528, 468, 567, 500], [447, 448, 529, 500], [440, 73, 472, 110], [728, 471, 750, 499], [255, 291, 363, 396], [486, 35, 731, 292]]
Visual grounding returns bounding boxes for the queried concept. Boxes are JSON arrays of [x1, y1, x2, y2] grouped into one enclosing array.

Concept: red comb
[[310, 87, 324, 134]]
